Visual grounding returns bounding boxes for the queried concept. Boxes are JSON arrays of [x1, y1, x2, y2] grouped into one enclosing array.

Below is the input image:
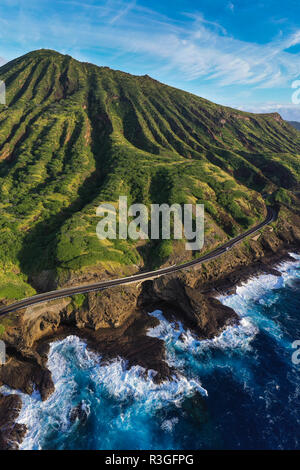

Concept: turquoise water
[[2, 254, 300, 450]]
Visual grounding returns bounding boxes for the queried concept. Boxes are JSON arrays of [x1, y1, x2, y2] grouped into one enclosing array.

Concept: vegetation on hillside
[[0, 49, 299, 300]]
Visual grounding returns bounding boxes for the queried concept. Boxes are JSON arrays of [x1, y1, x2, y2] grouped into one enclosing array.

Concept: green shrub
[[72, 293, 86, 309]]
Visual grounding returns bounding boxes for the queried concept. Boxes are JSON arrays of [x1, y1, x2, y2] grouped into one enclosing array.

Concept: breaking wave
[[1, 253, 299, 449]]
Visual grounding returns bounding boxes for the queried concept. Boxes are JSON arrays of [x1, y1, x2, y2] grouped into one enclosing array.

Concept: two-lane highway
[[0, 207, 276, 317]]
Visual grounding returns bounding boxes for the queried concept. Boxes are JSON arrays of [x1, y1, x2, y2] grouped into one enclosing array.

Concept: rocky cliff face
[[0, 205, 299, 381], [0, 49, 300, 449], [0, 204, 299, 448], [0, 394, 27, 450]]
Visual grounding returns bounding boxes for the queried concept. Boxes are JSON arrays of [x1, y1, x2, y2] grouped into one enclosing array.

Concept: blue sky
[[1, 0, 300, 120]]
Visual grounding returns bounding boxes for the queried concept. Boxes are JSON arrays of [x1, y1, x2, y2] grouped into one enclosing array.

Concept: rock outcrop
[[0, 394, 26, 450], [0, 204, 299, 448], [140, 274, 238, 339]]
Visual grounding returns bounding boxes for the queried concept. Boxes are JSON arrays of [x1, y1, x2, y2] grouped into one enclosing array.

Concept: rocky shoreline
[[0, 394, 27, 450], [0, 207, 300, 450]]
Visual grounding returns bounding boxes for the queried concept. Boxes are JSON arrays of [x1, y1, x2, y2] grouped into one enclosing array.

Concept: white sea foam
[[220, 252, 300, 303], [161, 417, 178, 433], [216, 253, 300, 347], [2, 253, 299, 450], [148, 307, 258, 357], [219, 253, 300, 310], [4, 328, 207, 450], [148, 253, 300, 357], [90, 355, 208, 403], [12, 337, 96, 449]]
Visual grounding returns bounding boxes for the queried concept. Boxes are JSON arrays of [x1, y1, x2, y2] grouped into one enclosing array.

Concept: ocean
[[2, 254, 300, 450]]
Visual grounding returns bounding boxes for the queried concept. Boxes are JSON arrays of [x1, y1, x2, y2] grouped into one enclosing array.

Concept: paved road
[[0, 207, 276, 317]]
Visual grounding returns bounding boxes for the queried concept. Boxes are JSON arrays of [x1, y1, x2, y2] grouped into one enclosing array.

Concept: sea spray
[[1, 253, 299, 449], [14, 328, 207, 449]]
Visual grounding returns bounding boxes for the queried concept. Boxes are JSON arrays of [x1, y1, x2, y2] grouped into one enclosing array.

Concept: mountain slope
[[0, 49, 299, 299], [288, 121, 300, 131]]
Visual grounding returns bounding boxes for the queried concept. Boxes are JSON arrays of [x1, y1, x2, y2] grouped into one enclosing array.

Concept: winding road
[[0, 207, 276, 317]]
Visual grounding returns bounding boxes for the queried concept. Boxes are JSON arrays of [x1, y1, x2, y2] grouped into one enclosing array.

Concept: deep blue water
[[2, 254, 300, 450]]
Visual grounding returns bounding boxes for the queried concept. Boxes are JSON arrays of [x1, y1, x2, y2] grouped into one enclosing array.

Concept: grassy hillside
[[0, 49, 299, 299]]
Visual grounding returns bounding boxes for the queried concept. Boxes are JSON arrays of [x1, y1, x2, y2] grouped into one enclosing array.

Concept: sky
[[0, 0, 300, 120]]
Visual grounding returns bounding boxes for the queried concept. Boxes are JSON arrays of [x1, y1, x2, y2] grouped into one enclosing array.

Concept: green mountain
[[0, 49, 299, 300]]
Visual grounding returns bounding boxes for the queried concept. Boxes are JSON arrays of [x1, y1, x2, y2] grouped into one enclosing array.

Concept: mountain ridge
[[0, 49, 299, 302], [1, 49, 297, 123], [288, 120, 300, 131]]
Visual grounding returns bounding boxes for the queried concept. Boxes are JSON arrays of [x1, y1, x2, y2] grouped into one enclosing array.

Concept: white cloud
[[1, 1, 300, 90], [238, 103, 300, 121], [108, 0, 136, 25]]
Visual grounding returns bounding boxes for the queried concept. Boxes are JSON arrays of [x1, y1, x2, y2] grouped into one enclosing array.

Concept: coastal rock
[[0, 394, 26, 450], [0, 355, 54, 401], [140, 274, 238, 339], [70, 401, 89, 424], [67, 310, 172, 382], [22, 299, 69, 348], [75, 285, 142, 330], [0, 203, 299, 445]]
